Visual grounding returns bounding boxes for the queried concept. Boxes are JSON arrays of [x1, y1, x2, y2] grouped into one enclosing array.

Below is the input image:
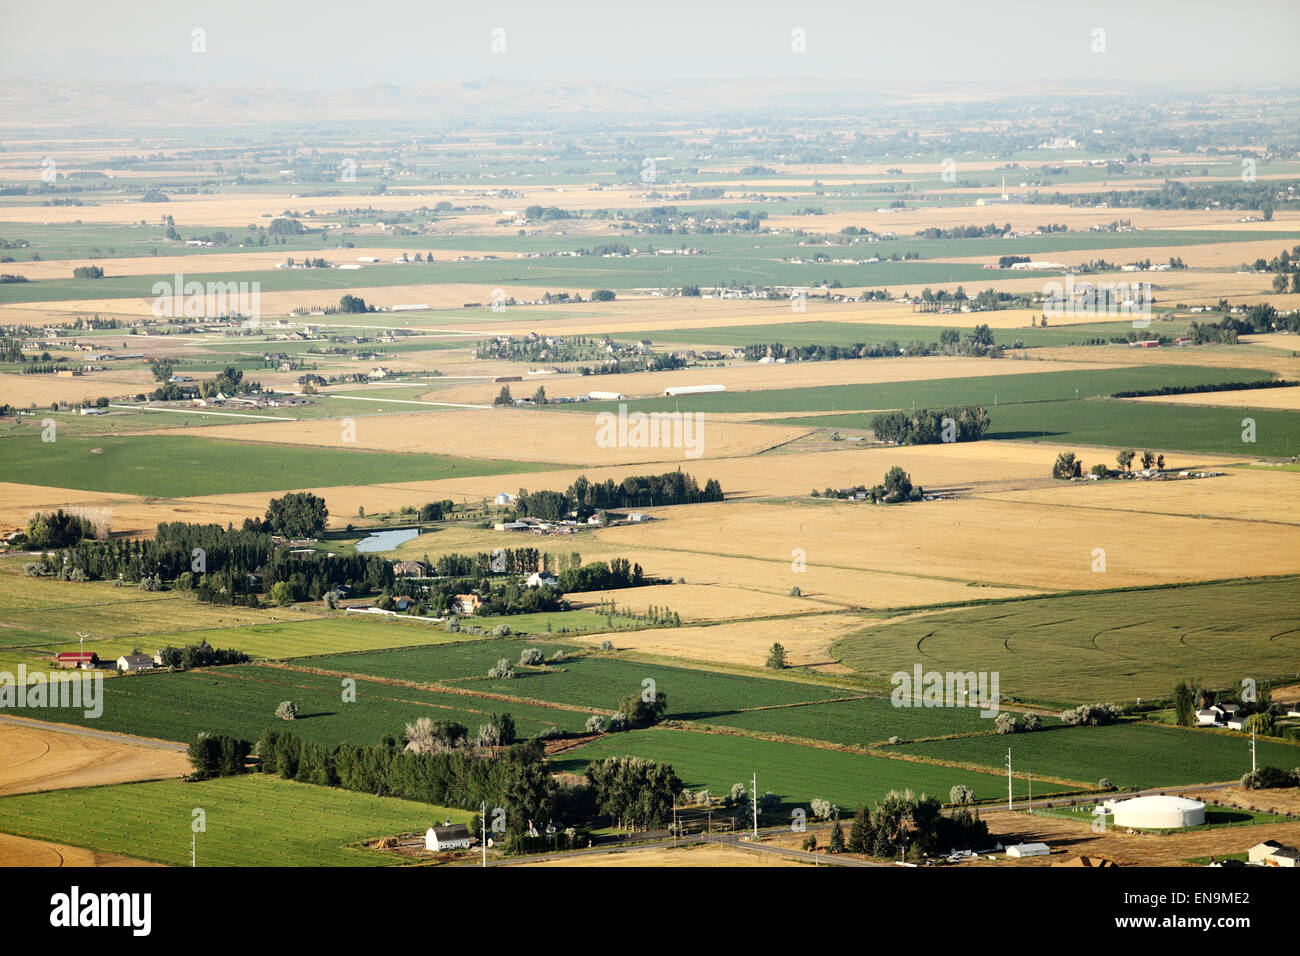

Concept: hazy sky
[[2, 0, 1298, 90]]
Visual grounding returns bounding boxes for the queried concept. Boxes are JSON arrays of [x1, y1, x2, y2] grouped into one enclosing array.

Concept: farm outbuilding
[[1006, 842, 1050, 858], [663, 384, 726, 397], [426, 824, 473, 852], [1111, 795, 1205, 829]]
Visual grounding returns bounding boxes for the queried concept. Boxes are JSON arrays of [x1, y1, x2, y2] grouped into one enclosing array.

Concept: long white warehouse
[[663, 384, 726, 397]]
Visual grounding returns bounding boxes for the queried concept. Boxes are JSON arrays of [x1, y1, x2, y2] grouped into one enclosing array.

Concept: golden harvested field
[[0, 721, 189, 796], [573, 582, 816, 621], [10, 283, 594, 319], [426, 355, 1125, 404], [508, 843, 808, 867], [592, 494, 1300, 593], [1125, 386, 1300, 411], [978, 467, 1300, 526], [151, 408, 810, 466], [567, 613, 867, 669], [0, 831, 158, 867], [1034, 344, 1300, 379], [5, 247, 526, 281], [0, 368, 153, 405], [0, 481, 254, 537]]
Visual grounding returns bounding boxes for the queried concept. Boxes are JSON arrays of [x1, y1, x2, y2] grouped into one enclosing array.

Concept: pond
[[355, 527, 420, 553]]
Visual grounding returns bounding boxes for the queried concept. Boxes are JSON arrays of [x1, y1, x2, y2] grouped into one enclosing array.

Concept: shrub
[[1022, 713, 1042, 732], [598, 639, 614, 651], [1099, 778, 1113, 791], [275, 700, 299, 721], [519, 647, 544, 666], [995, 712, 1020, 734], [605, 712, 628, 732], [493, 624, 512, 637], [1059, 702, 1122, 726], [585, 714, 606, 733], [811, 797, 838, 821], [789, 585, 801, 597], [487, 658, 515, 679]]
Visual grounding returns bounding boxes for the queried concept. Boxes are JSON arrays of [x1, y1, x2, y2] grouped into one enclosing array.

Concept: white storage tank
[[1111, 795, 1205, 829]]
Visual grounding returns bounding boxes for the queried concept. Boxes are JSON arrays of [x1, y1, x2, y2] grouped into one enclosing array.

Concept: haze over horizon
[[3, 0, 1298, 93]]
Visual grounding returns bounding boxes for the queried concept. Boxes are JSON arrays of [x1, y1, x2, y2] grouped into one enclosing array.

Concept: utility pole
[[672, 798, 678, 849], [1006, 749, 1013, 810], [751, 772, 759, 841], [191, 832, 196, 868], [481, 801, 487, 868], [1028, 772, 1032, 811], [1251, 730, 1257, 775]]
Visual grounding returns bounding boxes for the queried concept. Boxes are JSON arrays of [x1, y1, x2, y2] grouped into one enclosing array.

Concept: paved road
[[0, 713, 187, 752]]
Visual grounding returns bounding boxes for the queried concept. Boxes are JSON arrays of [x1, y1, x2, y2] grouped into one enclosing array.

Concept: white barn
[[425, 824, 473, 852]]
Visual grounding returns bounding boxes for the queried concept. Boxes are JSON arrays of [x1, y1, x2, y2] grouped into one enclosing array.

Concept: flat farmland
[[833, 577, 1300, 703], [592, 497, 1300, 593], [549, 728, 1057, 809], [0, 721, 189, 796], [574, 364, 1272, 416], [564, 612, 867, 669], [0, 568, 328, 657], [12, 664, 594, 745], [894, 722, 1300, 790], [1125, 386, 1300, 411], [303, 641, 845, 719], [0, 775, 469, 866], [784, 398, 1300, 457], [428, 354, 1131, 404], [0, 832, 157, 867], [0, 433, 545, 497], [978, 466, 1300, 525], [154, 407, 809, 467], [691, 694, 1010, 746], [41, 616, 485, 665]]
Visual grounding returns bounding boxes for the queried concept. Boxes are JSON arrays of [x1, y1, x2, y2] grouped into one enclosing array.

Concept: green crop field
[[0, 567, 327, 655], [0, 775, 466, 866], [774, 400, 1300, 456], [612, 319, 1196, 350], [0, 433, 547, 497], [893, 722, 1300, 790], [307, 640, 849, 717], [574, 364, 1268, 416], [40, 617, 483, 665], [550, 728, 1059, 811], [693, 695, 1029, 746], [12, 663, 592, 745], [832, 577, 1300, 704]]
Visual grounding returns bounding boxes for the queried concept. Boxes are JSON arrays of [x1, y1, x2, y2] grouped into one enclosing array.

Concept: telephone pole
[[751, 772, 759, 840], [1006, 749, 1013, 810], [481, 801, 487, 868], [1251, 731, 1257, 775]]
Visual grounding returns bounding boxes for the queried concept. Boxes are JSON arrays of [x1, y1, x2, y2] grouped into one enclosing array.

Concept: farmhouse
[[526, 572, 558, 587], [392, 560, 427, 579], [663, 384, 726, 397], [116, 653, 155, 672], [425, 824, 473, 852], [1247, 840, 1299, 867], [453, 594, 482, 615]]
